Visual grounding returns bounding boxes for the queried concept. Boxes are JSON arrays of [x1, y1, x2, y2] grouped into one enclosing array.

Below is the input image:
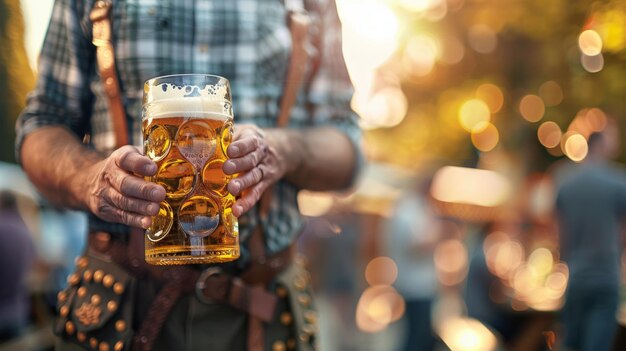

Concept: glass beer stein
[[142, 74, 239, 265]]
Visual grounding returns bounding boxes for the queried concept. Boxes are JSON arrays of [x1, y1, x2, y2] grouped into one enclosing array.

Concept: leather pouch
[[55, 251, 135, 350]]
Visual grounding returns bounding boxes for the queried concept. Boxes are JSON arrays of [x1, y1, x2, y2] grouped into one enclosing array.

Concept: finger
[[102, 187, 160, 216], [227, 167, 263, 196], [113, 145, 158, 176], [227, 133, 263, 158], [106, 169, 166, 202], [97, 201, 152, 229], [232, 181, 268, 217], [223, 147, 265, 175]]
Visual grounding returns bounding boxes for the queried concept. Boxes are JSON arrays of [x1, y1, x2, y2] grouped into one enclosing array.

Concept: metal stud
[[280, 312, 292, 326], [107, 300, 118, 312], [286, 339, 296, 350], [83, 269, 93, 282], [304, 310, 318, 324], [77, 286, 87, 298], [99, 341, 110, 351], [90, 338, 98, 348], [115, 320, 126, 333], [299, 333, 309, 343], [113, 283, 124, 295], [60, 305, 69, 317], [272, 341, 286, 351], [293, 277, 306, 290], [76, 256, 89, 269], [65, 321, 75, 335], [303, 324, 317, 335], [297, 294, 310, 307], [114, 341, 124, 351], [103, 274, 115, 288], [68, 273, 80, 286], [77, 332, 86, 342], [94, 270, 104, 283], [91, 294, 102, 305], [57, 291, 67, 303]]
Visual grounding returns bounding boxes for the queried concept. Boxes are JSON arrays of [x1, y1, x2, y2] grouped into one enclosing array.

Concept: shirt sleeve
[[15, 0, 95, 164], [305, 0, 364, 179]]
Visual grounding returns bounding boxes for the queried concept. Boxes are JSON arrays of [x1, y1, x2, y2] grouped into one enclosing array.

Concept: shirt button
[[148, 7, 157, 16], [197, 45, 209, 53]]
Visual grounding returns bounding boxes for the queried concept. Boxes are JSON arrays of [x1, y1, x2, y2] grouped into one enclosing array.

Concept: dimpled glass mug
[[142, 74, 239, 265]]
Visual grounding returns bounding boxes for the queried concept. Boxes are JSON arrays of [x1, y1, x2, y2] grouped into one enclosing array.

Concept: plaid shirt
[[17, 0, 360, 267]]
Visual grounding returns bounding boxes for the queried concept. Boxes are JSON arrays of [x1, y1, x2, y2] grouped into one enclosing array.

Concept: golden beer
[[142, 74, 239, 265]]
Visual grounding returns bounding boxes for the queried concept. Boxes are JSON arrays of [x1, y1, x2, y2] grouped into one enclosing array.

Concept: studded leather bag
[[55, 251, 136, 351]]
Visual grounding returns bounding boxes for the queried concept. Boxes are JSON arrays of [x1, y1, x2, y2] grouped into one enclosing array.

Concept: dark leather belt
[[87, 229, 294, 351]]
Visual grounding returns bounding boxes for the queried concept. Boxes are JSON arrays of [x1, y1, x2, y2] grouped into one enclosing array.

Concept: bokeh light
[[353, 87, 409, 129], [438, 317, 498, 351], [563, 133, 589, 162], [355, 286, 405, 333], [468, 24, 497, 54], [519, 94, 545, 122], [537, 121, 562, 148], [439, 34, 465, 65], [338, 0, 399, 93], [403, 34, 439, 77], [434, 239, 469, 286], [459, 99, 490, 132], [581, 53, 604, 73], [538, 81, 563, 107], [365, 256, 398, 286], [431, 166, 512, 207], [471, 122, 499, 152], [475, 83, 504, 113], [578, 29, 603, 56]]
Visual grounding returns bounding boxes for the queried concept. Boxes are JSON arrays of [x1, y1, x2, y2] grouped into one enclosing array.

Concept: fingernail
[[141, 217, 152, 229], [223, 161, 235, 174], [151, 188, 164, 200], [144, 163, 156, 174], [234, 205, 243, 216], [230, 181, 241, 195], [147, 203, 159, 215], [229, 145, 239, 155]]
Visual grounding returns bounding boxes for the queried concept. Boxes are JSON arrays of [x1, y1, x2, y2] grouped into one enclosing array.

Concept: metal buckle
[[195, 267, 223, 304]]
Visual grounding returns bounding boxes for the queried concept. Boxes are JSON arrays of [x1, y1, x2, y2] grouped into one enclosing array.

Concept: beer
[[142, 75, 239, 265]]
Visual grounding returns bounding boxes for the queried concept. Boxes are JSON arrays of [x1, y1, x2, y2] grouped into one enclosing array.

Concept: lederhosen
[[54, 1, 320, 350]]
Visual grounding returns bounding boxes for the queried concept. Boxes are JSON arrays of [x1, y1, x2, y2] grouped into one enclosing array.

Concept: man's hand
[[223, 125, 291, 217], [79, 146, 166, 228]]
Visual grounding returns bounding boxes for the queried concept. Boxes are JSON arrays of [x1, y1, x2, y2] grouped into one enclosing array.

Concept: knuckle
[[254, 168, 263, 182]]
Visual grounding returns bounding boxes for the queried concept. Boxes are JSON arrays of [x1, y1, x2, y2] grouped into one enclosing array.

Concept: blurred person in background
[[0, 190, 36, 343], [385, 179, 439, 351], [555, 123, 626, 351]]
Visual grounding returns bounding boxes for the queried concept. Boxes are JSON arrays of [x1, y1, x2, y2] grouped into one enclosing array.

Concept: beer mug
[[142, 74, 239, 265]]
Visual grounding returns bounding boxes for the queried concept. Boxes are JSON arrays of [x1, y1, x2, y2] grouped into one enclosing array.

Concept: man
[[16, 0, 361, 350], [555, 125, 626, 351]]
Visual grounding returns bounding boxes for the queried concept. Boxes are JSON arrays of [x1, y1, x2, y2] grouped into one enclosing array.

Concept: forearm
[[266, 127, 359, 191], [21, 126, 103, 209]]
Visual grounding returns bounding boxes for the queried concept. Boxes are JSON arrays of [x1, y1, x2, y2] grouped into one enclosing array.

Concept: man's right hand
[[79, 145, 166, 228]]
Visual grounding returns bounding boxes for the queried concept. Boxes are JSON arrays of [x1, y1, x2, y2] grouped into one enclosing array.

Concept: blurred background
[[2, 0, 626, 350]]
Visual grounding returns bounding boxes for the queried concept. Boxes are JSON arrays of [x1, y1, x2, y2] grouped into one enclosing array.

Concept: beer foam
[[144, 97, 231, 120]]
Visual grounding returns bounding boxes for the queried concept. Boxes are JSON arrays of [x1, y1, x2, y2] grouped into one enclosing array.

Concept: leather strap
[[90, 0, 129, 149]]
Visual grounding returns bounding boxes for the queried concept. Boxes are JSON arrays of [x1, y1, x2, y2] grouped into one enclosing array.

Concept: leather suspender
[[90, 0, 129, 149]]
